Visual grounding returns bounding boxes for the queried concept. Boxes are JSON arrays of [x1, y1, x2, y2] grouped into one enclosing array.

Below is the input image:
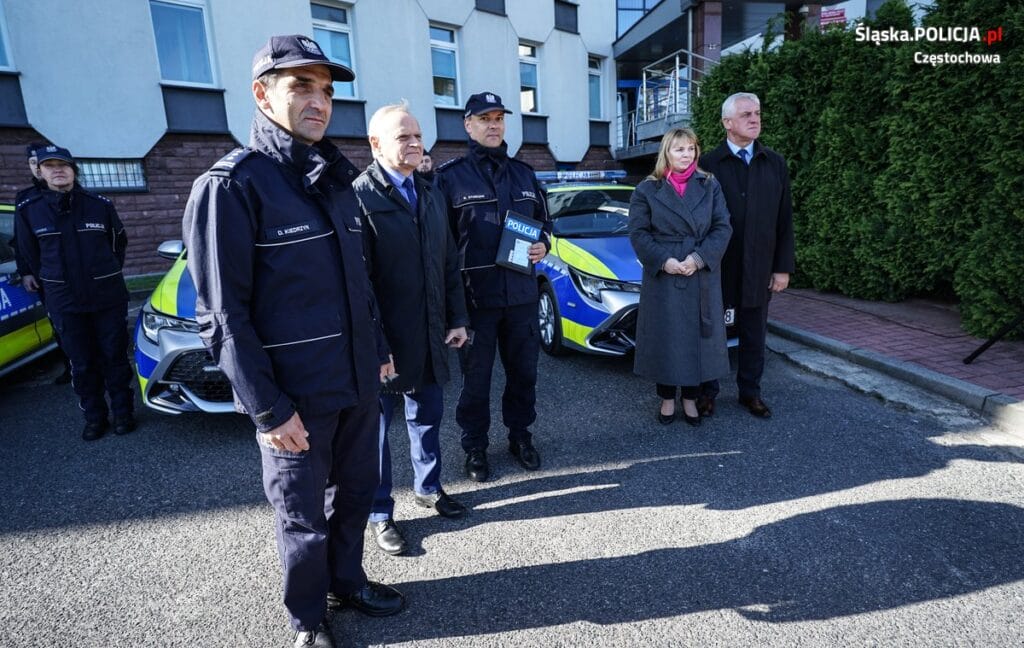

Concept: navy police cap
[[464, 91, 512, 117], [35, 145, 75, 166], [252, 34, 355, 82]]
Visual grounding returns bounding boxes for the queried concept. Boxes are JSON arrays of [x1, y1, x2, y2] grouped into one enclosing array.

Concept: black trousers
[[656, 384, 699, 400], [700, 303, 769, 400], [48, 303, 133, 424], [259, 399, 379, 632], [456, 303, 539, 452]]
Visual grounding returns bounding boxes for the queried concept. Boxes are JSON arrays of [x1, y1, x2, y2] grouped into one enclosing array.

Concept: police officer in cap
[[14, 142, 73, 384], [435, 91, 551, 482], [15, 146, 135, 439], [183, 34, 403, 648]]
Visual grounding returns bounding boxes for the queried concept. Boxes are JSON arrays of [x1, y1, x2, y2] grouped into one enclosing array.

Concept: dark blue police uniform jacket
[[15, 185, 129, 314], [183, 111, 389, 433], [436, 141, 551, 310]]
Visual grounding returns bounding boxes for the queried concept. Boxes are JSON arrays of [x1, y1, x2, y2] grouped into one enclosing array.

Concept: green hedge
[[692, 0, 1023, 337]]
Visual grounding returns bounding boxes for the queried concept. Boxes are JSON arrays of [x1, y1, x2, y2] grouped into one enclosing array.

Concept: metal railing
[[616, 45, 720, 152]]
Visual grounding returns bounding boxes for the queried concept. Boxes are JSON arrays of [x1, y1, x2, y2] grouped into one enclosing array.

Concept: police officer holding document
[[435, 91, 552, 482], [183, 35, 402, 648], [15, 146, 134, 440], [353, 101, 470, 557]]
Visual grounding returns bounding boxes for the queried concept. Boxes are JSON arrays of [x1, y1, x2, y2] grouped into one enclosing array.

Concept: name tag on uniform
[[265, 220, 321, 240]]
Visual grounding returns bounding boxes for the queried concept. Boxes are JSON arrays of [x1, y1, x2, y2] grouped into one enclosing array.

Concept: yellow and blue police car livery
[[133, 248, 234, 413], [535, 176, 643, 356], [0, 203, 57, 377]]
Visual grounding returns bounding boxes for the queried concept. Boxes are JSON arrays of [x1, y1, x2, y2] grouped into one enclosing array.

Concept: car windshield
[[547, 187, 633, 238], [0, 211, 15, 265]]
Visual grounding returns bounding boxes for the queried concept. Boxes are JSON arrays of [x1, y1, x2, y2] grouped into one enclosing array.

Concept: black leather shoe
[[327, 581, 405, 617], [82, 421, 108, 441], [509, 440, 541, 471], [465, 450, 489, 482], [414, 490, 467, 518], [369, 519, 407, 555], [696, 394, 715, 417], [682, 413, 702, 427], [113, 416, 136, 436], [739, 396, 773, 419], [293, 621, 334, 647], [657, 411, 675, 425]]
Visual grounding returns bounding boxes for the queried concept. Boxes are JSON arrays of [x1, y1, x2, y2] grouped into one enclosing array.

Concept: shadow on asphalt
[[353, 498, 1024, 643]]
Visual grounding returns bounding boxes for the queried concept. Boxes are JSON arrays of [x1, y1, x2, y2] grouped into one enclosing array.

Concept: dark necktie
[[401, 176, 418, 213], [737, 148, 750, 166]]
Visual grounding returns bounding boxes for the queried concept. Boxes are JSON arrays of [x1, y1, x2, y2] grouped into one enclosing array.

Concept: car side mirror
[[157, 240, 185, 261]]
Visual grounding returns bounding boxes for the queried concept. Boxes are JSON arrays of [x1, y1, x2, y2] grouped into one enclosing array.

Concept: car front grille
[[590, 307, 638, 353], [165, 351, 233, 403]]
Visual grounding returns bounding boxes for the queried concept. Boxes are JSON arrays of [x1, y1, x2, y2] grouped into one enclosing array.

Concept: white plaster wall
[[415, 0, 473, 28], [6, 0, 167, 157], [506, 0, 553, 43], [458, 9, 522, 153], [208, 0, 313, 145], [349, 0, 438, 148], [538, 30, 589, 161]]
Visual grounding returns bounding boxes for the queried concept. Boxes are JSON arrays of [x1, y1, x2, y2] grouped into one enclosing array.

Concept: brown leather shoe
[[739, 396, 772, 419], [696, 394, 715, 417]]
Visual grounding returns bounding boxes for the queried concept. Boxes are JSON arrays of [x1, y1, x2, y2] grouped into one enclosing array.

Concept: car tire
[[538, 282, 566, 357]]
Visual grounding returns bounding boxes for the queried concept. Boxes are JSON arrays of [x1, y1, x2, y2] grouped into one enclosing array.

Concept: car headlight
[[568, 267, 640, 303], [141, 307, 200, 344]]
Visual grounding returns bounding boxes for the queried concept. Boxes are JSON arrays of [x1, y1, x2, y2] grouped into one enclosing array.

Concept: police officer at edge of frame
[[353, 102, 470, 557], [14, 142, 74, 386], [15, 146, 135, 440], [435, 91, 552, 482], [182, 35, 403, 648], [697, 92, 795, 420]]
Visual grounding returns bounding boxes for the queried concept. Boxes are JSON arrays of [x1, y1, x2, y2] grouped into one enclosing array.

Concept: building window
[[311, 3, 357, 99], [519, 43, 539, 114], [149, 0, 214, 85], [616, 0, 659, 38], [554, 1, 578, 34], [475, 0, 506, 15], [77, 159, 148, 193], [0, 1, 11, 70], [588, 56, 602, 119], [430, 25, 459, 107]]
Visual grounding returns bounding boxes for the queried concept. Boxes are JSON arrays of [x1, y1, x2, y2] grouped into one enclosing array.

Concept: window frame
[[311, 1, 358, 99], [149, 0, 219, 88], [429, 24, 460, 108], [76, 159, 149, 193], [588, 56, 603, 120], [554, 0, 579, 34], [0, 0, 14, 71], [518, 42, 540, 115]]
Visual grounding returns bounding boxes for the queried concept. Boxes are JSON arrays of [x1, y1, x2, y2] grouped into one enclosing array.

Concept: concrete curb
[[769, 319, 1024, 435]]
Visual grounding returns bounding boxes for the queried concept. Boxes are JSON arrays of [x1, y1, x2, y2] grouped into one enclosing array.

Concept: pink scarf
[[665, 162, 697, 197]]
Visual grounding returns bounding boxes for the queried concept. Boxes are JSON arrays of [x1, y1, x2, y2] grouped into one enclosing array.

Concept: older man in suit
[[698, 92, 795, 419]]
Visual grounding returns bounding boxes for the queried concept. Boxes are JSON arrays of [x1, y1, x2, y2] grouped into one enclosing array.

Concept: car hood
[[551, 235, 642, 283], [149, 258, 198, 320]]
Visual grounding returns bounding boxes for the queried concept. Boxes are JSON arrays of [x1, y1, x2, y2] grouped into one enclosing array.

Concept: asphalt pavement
[[1, 344, 1023, 647]]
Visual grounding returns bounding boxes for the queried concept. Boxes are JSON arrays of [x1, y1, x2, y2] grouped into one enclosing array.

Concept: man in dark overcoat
[[353, 102, 470, 557], [698, 92, 795, 419]]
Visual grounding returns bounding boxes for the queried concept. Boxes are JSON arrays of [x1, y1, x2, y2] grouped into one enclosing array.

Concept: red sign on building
[[820, 8, 846, 25]]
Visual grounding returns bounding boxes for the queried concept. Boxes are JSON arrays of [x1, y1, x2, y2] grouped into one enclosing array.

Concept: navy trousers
[[259, 399, 379, 632], [48, 303, 133, 424], [456, 303, 539, 452], [370, 382, 444, 522], [701, 303, 769, 400]]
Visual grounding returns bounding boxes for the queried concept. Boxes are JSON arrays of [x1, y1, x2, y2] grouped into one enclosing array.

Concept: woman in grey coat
[[628, 127, 733, 427]]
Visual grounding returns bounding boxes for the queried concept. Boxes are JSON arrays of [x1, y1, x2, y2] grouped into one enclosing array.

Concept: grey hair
[[256, 71, 281, 90], [367, 100, 414, 140], [721, 92, 760, 119]]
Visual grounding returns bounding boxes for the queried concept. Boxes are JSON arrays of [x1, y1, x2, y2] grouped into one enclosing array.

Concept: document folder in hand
[[495, 211, 543, 275]]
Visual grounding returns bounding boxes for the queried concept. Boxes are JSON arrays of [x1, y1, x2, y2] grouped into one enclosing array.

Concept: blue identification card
[[495, 211, 543, 274]]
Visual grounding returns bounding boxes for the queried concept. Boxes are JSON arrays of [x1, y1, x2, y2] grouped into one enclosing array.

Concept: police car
[[133, 241, 234, 414], [535, 171, 642, 356], [0, 203, 58, 378]]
